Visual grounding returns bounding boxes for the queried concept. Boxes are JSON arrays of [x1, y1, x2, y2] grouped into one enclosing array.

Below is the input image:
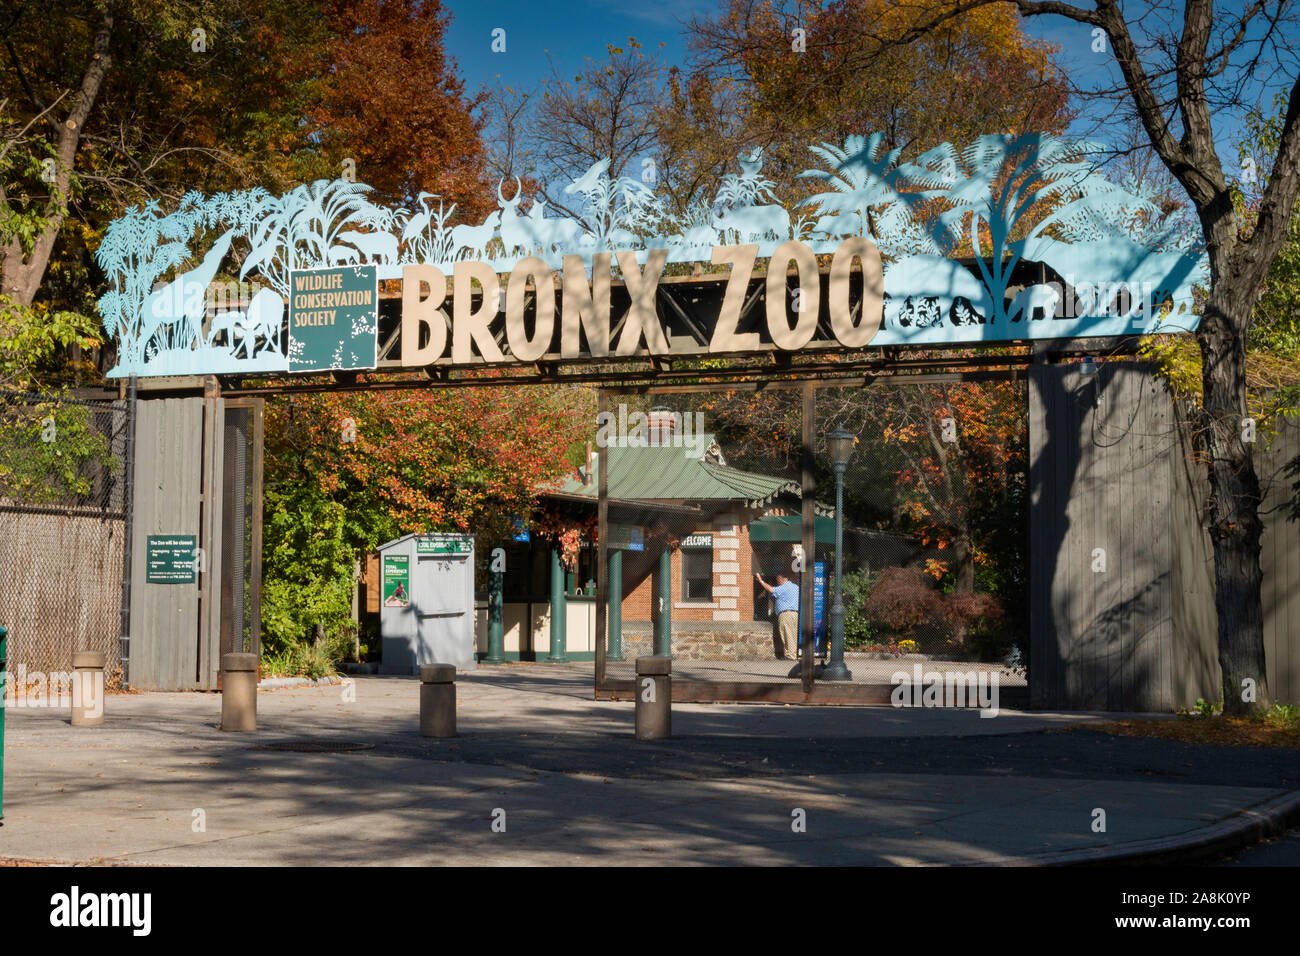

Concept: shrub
[[840, 568, 880, 648], [862, 566, 946, 639], [862, 565, 1004, 652], [941, 590, 1004, 631]]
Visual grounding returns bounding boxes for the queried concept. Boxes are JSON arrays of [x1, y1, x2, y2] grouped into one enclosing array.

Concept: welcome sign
[[96, 133, 1209, 379]]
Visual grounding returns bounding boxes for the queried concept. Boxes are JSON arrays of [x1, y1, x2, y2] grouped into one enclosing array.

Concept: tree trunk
[[948, 530, 975, 647], [0, 6, 113, 306], [951, 531, 974, 594], [1199, 295, 1271, 716]]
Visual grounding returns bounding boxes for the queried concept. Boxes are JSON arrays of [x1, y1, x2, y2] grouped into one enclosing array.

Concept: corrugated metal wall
[[1259, 416, 1300, 705]]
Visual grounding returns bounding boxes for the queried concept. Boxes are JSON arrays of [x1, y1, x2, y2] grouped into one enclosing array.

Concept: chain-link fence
[[813, 379, 1029, 697], [0, 390, 130, 687], [595, 378, 1030, 702]]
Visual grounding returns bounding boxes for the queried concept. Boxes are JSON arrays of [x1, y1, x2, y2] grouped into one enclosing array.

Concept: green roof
[[545, 437, 801, 509]]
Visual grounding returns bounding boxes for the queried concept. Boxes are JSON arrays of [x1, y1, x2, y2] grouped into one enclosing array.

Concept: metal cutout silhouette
[[97, 132, 1208, 378]]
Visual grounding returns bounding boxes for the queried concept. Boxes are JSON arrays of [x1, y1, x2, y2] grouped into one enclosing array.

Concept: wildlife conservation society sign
[[288, 265, 379, 373]]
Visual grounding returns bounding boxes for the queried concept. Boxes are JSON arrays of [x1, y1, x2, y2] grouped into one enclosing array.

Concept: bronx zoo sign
[[96, 133, 1209, 379]]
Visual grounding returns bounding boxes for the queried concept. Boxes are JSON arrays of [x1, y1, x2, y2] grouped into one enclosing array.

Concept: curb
[[972, 789, 1300, 866], [257, 676, 344, 690]]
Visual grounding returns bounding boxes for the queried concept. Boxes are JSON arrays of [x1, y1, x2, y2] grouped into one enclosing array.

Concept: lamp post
[[822, 427, 855, 682]]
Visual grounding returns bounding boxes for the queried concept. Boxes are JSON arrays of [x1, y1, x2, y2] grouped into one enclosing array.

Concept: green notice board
[[287, 265, 378, 372], [383, 554, 410, 607], [146, 534, 197, 583], [415, 535, 473, 555]]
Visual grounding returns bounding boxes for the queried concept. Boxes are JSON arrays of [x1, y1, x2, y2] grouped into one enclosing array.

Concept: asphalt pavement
[[0, 663, 1295, 865]]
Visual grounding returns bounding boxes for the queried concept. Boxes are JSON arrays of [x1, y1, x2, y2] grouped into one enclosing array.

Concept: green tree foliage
[[2, 0, 489, 380]]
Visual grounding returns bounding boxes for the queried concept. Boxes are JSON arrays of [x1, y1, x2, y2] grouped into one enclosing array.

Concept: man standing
[[756, 570, 799, 660]]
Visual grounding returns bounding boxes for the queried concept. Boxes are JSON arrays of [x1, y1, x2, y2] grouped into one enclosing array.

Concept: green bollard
[[546, 547, 568, 662], [655, 549, 672, 657], [607, 548, 624, 662], [485, 565, 505, 664], [1, 625, 7, 824]]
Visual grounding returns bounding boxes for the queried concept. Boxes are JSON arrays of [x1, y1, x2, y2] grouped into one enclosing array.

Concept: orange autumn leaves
[[266, 381, 590, 542]]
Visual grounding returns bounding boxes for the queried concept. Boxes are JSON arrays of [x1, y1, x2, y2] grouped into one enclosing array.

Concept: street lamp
[[822, 426, 855, 681]]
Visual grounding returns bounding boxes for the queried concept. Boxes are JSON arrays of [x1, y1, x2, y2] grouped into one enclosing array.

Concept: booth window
[[682, 548, 713, 601]]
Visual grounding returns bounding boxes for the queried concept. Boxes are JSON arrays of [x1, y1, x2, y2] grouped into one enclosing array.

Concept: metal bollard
[[635, 656, 671, 740], [69, 651, 107, 727], [419, 664, 456, 738], [220, 653, 259, 732]]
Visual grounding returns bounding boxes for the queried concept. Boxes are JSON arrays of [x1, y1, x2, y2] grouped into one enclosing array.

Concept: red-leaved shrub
[[862, 566, 945, 637], [863, 565, 1004, 643]]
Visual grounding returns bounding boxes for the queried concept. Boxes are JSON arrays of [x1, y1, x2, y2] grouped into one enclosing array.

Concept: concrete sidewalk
[[1, 664, 1296, 866]]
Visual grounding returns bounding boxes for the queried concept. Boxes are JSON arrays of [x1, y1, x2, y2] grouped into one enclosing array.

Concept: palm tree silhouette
[[798, 133, 932, 243], [899, 134, 1099, 324]]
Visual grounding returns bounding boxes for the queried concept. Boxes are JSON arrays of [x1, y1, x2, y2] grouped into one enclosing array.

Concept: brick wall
[[622, 513, 760, 625]]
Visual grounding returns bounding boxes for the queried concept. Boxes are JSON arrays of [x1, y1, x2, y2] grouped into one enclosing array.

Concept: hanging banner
[[383, 554, 410, 608]]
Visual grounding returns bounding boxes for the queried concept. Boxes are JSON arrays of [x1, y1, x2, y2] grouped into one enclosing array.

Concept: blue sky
[[443, 1, 1290, 168], [444, 0, 698, 93]]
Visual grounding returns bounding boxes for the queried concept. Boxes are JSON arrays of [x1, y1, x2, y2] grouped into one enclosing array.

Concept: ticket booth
[[377, 533, 477, 673]]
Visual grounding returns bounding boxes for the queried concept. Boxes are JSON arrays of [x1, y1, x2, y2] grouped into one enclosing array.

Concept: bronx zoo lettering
[[398, 238, 883, 366]]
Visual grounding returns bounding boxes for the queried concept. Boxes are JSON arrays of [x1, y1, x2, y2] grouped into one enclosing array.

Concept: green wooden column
[[547, 547, 569, 662], [607, 548, 624, 662], [654, 548, 672, 657], [485, 560, 504, 664]]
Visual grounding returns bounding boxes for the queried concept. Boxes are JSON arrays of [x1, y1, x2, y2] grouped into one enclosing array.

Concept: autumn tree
[[260, 381, 592, 651], [664, 0, 1072, 213], [298, 0, 490, 215], [857, 0, 1300, 715]]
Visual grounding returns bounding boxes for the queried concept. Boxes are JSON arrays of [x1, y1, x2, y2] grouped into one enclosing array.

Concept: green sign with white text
[[146, 534, 197, 583], [288, 265, 378, 373], [383, 554, 410, 607], [416, 535, 472, 555]]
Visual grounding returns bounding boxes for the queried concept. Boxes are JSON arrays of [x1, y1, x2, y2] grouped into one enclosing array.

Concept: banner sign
[[415, 534, 473, 555], [681, 533, 713, 549], [96, 133, 1208, 379], [145, 534, 197, 584], [288, 266, 378, 372], [383, 554, 410, 607], [795, 561, 828, 654]]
